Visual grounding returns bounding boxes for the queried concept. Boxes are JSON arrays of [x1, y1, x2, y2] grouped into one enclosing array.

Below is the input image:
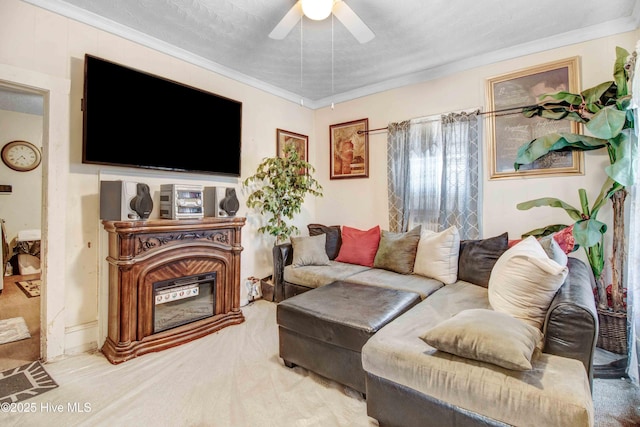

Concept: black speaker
[[129, 183, 153, 219], [204, 187, 239, 217]]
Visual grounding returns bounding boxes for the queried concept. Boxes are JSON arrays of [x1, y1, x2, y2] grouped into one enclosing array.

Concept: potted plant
[[514, 46, 637, 354], [243, 142, 323, 300]]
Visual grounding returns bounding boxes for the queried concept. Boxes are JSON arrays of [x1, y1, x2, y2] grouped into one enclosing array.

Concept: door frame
[[0, 63, 70, 362]]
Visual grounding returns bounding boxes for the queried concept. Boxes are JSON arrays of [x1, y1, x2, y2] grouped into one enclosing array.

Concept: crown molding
[[22, 0, 314, 107], [22, 0, 640, 110], [311, 14, 640, 109]]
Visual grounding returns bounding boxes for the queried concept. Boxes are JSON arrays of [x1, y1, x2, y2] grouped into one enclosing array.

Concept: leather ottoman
[[277, 280, 420, 395]]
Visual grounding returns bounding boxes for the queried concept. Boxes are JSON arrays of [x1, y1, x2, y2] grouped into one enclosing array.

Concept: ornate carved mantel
[[101, 217, 246, 364]]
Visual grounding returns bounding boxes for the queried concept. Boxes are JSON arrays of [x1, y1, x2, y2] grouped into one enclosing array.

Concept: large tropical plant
[[243, 143, 323, 245], [514, 46, 637, 312]]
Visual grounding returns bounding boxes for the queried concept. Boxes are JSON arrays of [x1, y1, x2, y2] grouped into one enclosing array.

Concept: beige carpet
[[0, 300, 638, 426]]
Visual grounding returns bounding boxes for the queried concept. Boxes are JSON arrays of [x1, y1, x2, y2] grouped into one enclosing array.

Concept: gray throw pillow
[[291, 234, 331, 267], [373, 226, 421, 274], [457, 232, 508, 288], [308, 224, 342, 260], [538, 234, 568, 266]]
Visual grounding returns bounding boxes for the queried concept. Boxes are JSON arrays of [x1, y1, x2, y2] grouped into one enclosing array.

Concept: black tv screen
[[82, 54, 242, 176]]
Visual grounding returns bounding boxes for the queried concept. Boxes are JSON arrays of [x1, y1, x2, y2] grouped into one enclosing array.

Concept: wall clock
[[1, 140, 42, 172]]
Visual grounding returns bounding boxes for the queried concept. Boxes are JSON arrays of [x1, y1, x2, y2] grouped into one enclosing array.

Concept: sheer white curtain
[[387, 111, 481, 238], [627, 41, 640, 385]]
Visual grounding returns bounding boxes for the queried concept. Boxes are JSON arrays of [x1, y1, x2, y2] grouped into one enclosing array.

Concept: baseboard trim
[[64, 321, 98, 356]]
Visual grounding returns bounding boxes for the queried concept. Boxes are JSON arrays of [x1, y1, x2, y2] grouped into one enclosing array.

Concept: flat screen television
[[82, 54, 242, 176]]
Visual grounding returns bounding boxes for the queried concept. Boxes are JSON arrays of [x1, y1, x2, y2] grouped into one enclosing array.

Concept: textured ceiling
[[23, 0, 640, 108]]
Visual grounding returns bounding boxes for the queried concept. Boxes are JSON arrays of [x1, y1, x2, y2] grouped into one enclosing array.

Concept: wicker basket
[[260, 276, 275, 302], [596, 309, 627, 354]]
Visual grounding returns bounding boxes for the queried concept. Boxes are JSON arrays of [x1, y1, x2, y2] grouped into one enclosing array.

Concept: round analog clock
[[1, 140, 42, 172]]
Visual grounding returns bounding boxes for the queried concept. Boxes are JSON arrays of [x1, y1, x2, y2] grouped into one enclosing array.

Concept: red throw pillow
[[553, 225, 576, 254], [335, 225, 381, 267]]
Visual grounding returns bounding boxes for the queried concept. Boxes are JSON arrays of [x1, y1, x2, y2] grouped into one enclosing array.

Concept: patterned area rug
[[16, 280, 40, 298], [0, 361, 57, 404], [0, 317, 30, 345]]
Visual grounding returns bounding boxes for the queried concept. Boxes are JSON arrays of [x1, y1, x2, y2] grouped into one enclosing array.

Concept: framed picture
[[277, 129, 308, 172], [330, 118, 369, 179], [277, 128, 308, 160], [486, 57, 583, 179]]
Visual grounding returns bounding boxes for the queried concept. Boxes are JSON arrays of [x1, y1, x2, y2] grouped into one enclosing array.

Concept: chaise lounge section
[[363, 257, 597, 426]]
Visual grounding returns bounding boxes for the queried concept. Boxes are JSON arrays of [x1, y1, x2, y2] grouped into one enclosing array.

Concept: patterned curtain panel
[[439, 112, 481, 239], [387, 111, 481, 239], [387, 120, 412, 232]]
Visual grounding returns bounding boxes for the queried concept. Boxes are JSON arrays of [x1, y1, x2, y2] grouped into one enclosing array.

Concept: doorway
[[0, 84, 44, 371]]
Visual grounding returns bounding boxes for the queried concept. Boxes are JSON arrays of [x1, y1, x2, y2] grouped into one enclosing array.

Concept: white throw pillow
[[413, 226, 460, 284], [488, 236, 568, 329]]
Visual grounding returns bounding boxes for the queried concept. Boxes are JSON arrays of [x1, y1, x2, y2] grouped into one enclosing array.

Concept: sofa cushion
[[283, 261, 372, 290], [413, 226, 460, 285], [457, 232, 508, 287], [373, 226, 421, 274], [308, 224, 342, 260], [291, 234, 330, 267], [346, 268, 444, 300], [488, 236, 568, 329], [335, 225, 381, 267], [420, 308, 543, 371]]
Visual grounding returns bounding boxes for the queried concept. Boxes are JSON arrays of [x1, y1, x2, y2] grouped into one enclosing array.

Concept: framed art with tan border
[[330, 118, 369, 179], [486, 57, 583, 179]]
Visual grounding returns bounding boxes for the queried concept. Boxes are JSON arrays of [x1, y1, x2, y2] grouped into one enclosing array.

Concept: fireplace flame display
[[153, 272, 216, 333]]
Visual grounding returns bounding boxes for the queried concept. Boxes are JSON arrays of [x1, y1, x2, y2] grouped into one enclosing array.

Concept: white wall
[[0, 109, 42, 242], [312, 31, 639, 277], [0, 0, 315, 359]]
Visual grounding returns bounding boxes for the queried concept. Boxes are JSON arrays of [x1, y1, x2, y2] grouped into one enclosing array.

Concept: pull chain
[[331, 13, 334, 110], [300, 17, 304, 106]]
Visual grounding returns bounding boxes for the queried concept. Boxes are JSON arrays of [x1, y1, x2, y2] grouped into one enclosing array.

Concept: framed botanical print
[[486, 57, 583, 179], [329, 118, 369, 179]]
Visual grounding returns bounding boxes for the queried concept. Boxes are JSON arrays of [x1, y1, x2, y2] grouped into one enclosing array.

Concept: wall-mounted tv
[[82, 54, 242, 176]]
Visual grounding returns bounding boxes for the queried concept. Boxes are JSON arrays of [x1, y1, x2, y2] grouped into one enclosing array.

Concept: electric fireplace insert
[[153, 272, 216, 333]]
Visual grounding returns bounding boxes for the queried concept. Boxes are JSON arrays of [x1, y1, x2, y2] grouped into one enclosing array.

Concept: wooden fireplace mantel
[[101, 216, 246, 364]]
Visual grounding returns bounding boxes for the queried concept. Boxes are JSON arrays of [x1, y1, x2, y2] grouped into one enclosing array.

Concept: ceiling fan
[[269, 0, 375, 44]]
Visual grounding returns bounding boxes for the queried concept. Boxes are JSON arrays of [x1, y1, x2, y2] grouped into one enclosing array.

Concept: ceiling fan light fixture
[[301, 0, 333, 21]]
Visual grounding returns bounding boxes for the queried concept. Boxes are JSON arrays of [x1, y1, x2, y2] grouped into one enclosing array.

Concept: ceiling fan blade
[[269, 1, 303, 40], [332, 1, 375, 44]]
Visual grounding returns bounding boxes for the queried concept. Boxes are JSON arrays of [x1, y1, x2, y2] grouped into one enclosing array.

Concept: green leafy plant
[[243, 143, 323, 245], [514, 46, 637, 312]]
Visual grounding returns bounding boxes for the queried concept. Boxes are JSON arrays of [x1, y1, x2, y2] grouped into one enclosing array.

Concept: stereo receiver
[[160, 184, 204, 219]]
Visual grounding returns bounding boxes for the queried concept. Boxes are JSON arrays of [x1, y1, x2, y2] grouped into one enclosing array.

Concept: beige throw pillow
[[421, 308, 543, 371], [488, 236, 568, 329], [291, 234, 330, 267], [413, 226, 460, 284]]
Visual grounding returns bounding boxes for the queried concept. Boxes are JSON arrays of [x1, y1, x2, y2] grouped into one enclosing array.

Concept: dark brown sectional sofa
[[272, 225, 598, 426]]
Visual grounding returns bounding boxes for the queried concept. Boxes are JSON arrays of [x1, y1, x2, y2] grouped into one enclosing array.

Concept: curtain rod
[[357, 104, 537, 134]]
